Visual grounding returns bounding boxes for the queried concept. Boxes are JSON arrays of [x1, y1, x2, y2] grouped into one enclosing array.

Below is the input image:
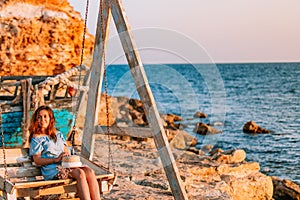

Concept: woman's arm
[[32, 152, 69, 166]]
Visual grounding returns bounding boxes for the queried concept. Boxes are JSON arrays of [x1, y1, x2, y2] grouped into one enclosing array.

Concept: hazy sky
[[69, 0, 300, 64]]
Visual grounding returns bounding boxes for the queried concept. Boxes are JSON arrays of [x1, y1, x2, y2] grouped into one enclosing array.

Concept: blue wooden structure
[[0, 109, 74, 147]]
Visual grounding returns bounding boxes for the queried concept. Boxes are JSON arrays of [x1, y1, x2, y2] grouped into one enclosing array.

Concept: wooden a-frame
[[81, 0, 188, 199]]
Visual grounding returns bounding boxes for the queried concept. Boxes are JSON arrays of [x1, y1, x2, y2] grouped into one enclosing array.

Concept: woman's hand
[[55, 152, 70, 162]]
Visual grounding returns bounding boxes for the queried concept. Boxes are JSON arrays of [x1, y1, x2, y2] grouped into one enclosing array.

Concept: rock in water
[[0, 0, 95, 75], [243, 120, 271, 134], [193, 122, 222, 135]]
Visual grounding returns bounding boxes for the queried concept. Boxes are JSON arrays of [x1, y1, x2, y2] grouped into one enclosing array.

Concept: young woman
[[29, 105, 101, 200]]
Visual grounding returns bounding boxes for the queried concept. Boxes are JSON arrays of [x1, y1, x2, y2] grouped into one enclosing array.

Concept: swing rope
[[72, 0, 90, 130], [68, 0, 115, 173], [67, 0, 90, 147], [0, 105, 8, 191]]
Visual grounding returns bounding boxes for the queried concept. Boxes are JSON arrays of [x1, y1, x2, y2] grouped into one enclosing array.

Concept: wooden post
[[111, 0, 188, 199], [33, 84, 45, 110], [81, 0, 112, 159], [74, 69, 90, 129], [49, 84, 59, 101], [20, 78, 32, 148]]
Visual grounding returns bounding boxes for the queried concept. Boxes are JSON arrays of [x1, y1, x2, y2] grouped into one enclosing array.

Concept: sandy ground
[[91, 135, 179, 200]]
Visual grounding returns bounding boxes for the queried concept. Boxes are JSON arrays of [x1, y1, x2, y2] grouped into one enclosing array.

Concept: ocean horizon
[[105, 62, 300, 184]]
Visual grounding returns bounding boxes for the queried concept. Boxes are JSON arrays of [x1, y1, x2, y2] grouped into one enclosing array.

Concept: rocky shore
[[75, 95, 300, 200], [91, 132, 299, 200]]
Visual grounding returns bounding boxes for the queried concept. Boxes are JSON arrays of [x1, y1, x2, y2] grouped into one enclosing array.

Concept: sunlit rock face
[[0, 0, 94, 75]]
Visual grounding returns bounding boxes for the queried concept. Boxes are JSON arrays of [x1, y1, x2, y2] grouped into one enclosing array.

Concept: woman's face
[[38, 109, 50, 131]]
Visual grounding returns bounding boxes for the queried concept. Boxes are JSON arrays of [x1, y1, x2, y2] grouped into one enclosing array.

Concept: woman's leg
[[70, 168, 91, 200], [81, 166, 101, 200]]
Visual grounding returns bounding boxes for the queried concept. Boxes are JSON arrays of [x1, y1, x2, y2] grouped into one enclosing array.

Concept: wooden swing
[[0, 147, 115, 199], [0, 0, 116, 199]]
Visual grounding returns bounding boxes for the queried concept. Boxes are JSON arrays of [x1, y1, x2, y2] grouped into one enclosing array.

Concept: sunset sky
[[69, 0, 300, 64]]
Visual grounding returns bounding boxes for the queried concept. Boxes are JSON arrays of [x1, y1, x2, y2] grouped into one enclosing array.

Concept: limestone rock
[[169, 130, 198, 150], [243, 120, 271, 134], [182, 151, 273, 200], [128, 98, 148, 126], [110, 96, 188, 142], [114, 96, 134, 126], [97, 94, 116, 126], [161, 113, 183, 130], [193, 111, 207, 118], [0, 0, 94, 75], [212, 149, 247, 164], [193, 122, 222, 135], [272, 176, 300, 200], [220, 172, 273, 200]]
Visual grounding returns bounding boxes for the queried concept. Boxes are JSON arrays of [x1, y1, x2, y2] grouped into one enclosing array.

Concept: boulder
[[193, 111, 207, 118], [243, 120, 271, 134], [193, 122, 222, 135], [97, 94, 116, 126], [220, 172, 273, 200], [127, 98, 149, 126], [211, 149, 247, 164], [161, 113, 183, 130], [182, 150, 273, 200], [272, 176, 300, 200], [169, 130, 197, 150]]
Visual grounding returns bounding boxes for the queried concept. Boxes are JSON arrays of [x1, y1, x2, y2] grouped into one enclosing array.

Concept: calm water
[[105, 62, 300, 184]]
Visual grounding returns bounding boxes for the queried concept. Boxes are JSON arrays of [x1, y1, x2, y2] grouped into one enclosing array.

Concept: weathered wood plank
[[36, 87, 45, 108], [0, 149, 23, 164], [110, 0, 188, 199], [0, 177, 15, 194], [74, 69, 90, 130], [79, 155, 109, 174], [49, 84, 59, 101], [0, 82, 20, 87], [15, 176, 109, 197], [0, 148, 23, 157], [12, 173, 113, 190], [0, 166, 41, 178], [0, 76, 48, 82], [21, 79, 31, 148], [94, 125, 153, 138], [16, 183, 77, 198], [81, 0, 112, 160]]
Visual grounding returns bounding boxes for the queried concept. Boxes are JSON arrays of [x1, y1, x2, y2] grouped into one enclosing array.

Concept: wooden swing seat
[[0, 148, 116, 199]]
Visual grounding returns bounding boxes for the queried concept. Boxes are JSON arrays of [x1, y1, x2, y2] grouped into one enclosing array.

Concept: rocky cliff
[[0, 0, 94, 75]]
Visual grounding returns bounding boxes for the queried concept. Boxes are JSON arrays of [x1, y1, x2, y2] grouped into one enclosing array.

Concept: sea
[[105, 62, 300, 185]]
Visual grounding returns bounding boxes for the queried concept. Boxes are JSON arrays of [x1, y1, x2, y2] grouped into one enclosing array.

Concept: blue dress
[[29, 132, 66, 180]]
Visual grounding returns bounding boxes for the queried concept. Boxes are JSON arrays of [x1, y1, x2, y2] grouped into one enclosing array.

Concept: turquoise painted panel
[[0, 112, 23, 146], [53, 109, 74, 139], [0, 109, 75, 147]]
